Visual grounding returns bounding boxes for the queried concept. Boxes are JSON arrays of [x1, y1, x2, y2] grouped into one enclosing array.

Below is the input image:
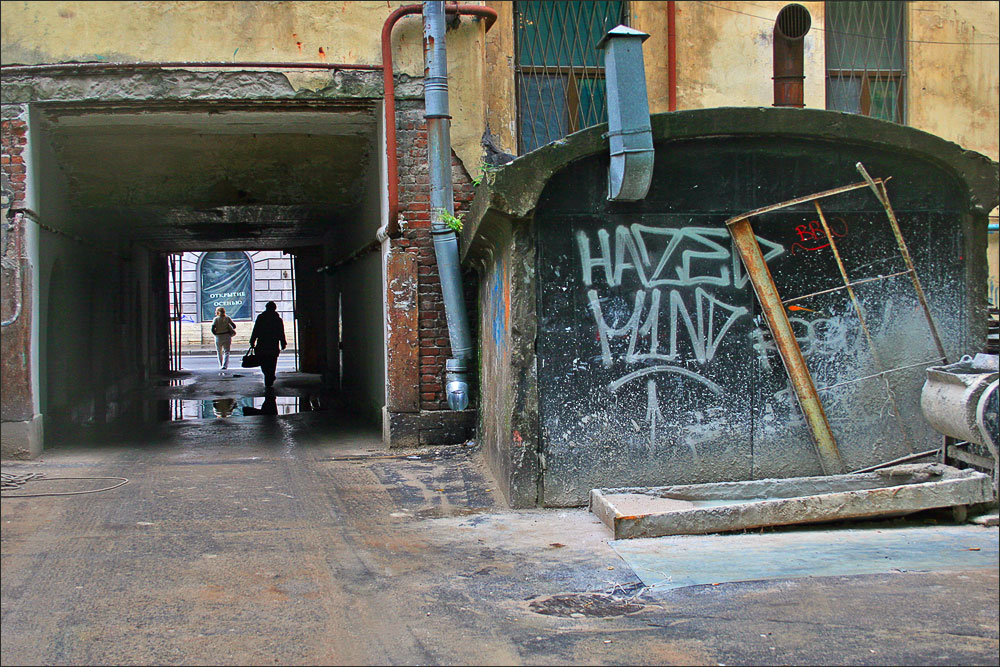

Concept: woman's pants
[[215, 334, 234, 369], [258, 352, 279, 387]]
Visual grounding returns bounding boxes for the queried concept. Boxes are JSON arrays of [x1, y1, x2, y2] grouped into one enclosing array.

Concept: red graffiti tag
[[790, 217, 848, 254]]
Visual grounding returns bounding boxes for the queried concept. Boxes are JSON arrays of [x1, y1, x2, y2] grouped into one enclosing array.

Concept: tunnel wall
[[324, 128, 386, 426], [1, 105, 39, 457], [464, 108, 999, 507], [2, 105, 155, 457]]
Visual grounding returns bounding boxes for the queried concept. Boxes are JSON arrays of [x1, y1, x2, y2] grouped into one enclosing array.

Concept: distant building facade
[[168, 251, 296, 353]]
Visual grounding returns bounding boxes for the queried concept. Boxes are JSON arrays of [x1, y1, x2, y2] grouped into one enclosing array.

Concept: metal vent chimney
[[773, 3, 811, 107], [598, 25, 654, 202]]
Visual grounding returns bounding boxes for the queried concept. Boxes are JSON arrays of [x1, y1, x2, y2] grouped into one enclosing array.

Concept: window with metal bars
[[825, 1, 906, 123], [515, 1, 627, 154]]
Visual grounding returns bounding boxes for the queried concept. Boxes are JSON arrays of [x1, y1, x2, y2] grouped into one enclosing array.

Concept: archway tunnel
[[30, 102, 388, 441]]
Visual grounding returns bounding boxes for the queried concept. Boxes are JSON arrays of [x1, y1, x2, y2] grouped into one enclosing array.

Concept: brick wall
[[394, 102, 477, 411], [1, 112, 33, 433], [1, 117, 27, 209]]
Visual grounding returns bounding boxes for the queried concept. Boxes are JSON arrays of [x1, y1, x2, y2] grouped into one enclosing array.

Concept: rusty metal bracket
[[726, 215, 844, 475]]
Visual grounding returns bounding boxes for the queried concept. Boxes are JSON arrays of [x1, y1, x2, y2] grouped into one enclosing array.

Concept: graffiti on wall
[[575, 225, 786, 450], [487, 251, 510, 356], [790, 216, 849, 254]]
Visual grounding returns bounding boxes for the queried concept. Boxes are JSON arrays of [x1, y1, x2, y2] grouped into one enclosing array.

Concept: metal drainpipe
[[423, 0, 472, 411], [598, 25, 654, 202], [378, 3, 497, 242]]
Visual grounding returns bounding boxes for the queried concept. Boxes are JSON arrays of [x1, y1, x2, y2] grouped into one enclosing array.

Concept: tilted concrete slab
[[591, 463, 996, 539]]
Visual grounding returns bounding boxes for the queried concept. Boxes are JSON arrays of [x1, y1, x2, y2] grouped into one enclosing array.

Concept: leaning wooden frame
[[724, 162, 949, 475]]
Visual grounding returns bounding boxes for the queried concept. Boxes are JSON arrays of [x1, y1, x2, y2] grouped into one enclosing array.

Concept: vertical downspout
[[378, 4, 497, 242], [423, 0, 472, 410]]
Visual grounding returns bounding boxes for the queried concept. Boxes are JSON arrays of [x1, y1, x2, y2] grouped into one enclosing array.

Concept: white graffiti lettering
[[750, 315, 852, 372], [588, 287, 748, 367], [577, 224, 785, 452], [577, 225, 784, 289]]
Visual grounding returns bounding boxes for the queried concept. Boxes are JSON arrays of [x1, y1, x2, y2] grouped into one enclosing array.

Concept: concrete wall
[[330, 136, 386, 425], [464, 108, 999, 507], [5, 1, 993, 174], [637, 1, 827, 112], [483, 1, 517, 158], [907, 1, 999, 161], [30, 112, 152, 435]]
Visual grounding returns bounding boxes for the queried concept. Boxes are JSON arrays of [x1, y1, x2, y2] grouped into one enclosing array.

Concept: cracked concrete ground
[[2, 369, 998, 665]]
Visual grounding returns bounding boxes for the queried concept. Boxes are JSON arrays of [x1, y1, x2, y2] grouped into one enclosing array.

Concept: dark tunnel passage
[[32, 103, 388, 445]]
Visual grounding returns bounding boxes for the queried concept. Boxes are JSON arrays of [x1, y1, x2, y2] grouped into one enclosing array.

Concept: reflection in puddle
[[167, 395, 325, 420], [157, 377, 198, 387]]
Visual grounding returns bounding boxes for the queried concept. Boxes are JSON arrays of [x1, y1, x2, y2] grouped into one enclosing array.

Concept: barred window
[[826, 1, 906, 123], [515, 1, 627, 154]]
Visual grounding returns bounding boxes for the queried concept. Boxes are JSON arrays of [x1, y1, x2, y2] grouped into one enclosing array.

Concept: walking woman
[[249, 301, 287, 387], [211, 306, 237, 371]]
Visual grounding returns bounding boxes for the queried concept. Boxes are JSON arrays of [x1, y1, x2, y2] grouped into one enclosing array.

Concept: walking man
[[249, 301, 287, 387]]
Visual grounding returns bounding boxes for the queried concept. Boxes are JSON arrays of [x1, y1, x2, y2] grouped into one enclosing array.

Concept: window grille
[[826, 1, 906, 123], [515, 1, 627, 154]]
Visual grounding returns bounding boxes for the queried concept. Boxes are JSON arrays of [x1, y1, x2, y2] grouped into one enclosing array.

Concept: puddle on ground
[[164, 395, 328, 420], [156, 377, 198, 387]]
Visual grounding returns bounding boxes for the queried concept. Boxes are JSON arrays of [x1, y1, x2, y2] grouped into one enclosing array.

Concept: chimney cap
[[597, 25, 650, 50]]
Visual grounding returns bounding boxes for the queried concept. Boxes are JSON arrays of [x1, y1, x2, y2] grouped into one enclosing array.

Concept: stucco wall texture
[[3, 1, 997, 173]]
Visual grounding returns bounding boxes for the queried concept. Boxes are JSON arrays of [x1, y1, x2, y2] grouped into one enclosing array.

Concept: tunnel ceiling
[[39, 104, 379, 250]]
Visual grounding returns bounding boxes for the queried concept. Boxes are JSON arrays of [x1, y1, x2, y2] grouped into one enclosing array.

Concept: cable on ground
[[1, 471, 129, 498]]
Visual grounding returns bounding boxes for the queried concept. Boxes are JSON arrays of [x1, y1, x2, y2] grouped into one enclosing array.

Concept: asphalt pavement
[[1, 365, 997, 665]]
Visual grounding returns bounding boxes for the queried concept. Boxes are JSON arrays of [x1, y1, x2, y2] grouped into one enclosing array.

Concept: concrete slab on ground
[[610, 523, 999, 590], [591, 464, 995, 539]]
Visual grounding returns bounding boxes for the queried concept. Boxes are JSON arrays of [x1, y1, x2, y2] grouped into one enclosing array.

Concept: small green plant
[[437, 209, 464, 234], [472, 160, 501, 187]]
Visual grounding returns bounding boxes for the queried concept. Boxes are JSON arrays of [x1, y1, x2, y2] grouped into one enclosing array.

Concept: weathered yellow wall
[[3, 1, 996, 190], [634, 1, 826, 112], [483, 1, 517, 157], [906, 2, 1000, 303], [0, 0, 489, 173], [907, 1, 999, 161]]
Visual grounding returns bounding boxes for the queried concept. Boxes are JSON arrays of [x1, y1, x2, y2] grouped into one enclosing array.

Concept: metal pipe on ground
[[423, 0, 472, 411]]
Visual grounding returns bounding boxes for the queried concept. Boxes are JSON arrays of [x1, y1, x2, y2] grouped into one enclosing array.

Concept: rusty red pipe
[[667, 0, 676, 111], [381, 3, 497, 240], [772, 3, 811, 108]]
